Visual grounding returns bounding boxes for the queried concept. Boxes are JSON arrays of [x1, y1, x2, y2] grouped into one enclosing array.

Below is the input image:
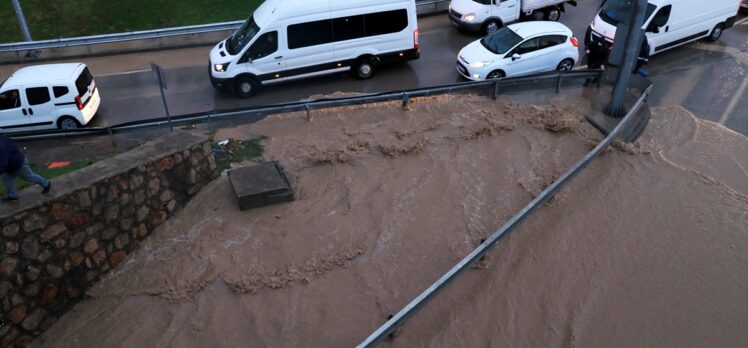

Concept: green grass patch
[[214, 136, 266, 172], [1, 160, 96, 196], [0, 0, 263, 43]]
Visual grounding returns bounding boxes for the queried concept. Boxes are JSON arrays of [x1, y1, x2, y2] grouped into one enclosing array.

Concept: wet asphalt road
[[2, 1, 747, 137]]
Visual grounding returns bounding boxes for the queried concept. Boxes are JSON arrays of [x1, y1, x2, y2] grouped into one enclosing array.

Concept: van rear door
[[75, 66, 96, 108]]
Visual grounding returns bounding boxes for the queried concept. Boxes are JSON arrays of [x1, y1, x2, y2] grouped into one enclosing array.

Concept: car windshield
[[472, 0, 492, 4], [599, 0, 656, 26], [480, 27, 523, 55], [227, 16, 260, 55]]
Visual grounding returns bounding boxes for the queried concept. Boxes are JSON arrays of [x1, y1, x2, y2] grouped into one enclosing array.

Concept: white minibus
[[209, 0, 420, 98]]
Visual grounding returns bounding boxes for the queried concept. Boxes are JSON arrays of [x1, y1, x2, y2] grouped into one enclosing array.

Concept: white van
[[209, 0, 420, 98], [588, 0, 741, 55], [0, 63, 100, 133], [449, 0, 578, 34]]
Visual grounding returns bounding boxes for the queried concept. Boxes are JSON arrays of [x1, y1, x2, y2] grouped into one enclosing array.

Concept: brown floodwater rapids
[[34, 95, 747, 347]]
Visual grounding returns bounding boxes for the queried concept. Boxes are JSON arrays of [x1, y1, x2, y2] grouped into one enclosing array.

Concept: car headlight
[[214, 63, 229, 72], [463, 14, 477, 22], [469, 61, 492, 68]]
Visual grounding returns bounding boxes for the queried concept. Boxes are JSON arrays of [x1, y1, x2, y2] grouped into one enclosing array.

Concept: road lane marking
[[718, 73, 748, 125], [735, 16, 748, 26], [97, 68, 152, 77]]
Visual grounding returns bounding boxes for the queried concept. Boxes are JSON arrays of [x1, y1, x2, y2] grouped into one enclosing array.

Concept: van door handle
[[28, 108, 33, 115], [275, 56, 283, 59], [22, 109, 27, 115], [665, 25, 669, 32]]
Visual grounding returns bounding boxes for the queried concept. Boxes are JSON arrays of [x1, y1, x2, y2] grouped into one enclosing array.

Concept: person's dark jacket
[[587, 40, 609, 69], [0, 135, 25, 174]]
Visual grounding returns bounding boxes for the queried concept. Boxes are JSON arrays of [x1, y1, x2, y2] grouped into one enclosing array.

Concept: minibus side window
[[332, 15, 365, 42], [240, 31, 279, 63], [288, 19, 334, 49], [363, 9, 408, 37]]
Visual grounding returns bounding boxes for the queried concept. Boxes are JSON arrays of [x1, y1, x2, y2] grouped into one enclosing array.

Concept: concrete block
[[228, 161, 294, 211]]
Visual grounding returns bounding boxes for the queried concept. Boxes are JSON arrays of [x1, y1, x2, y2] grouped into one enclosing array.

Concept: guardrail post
[[402, 93, 409, 109], [556, 74, 562, 93], [492, 81, 500, 100], [597, 70, 604, 89], [107, 126, 116, 147], [306, 104, 312, 121]]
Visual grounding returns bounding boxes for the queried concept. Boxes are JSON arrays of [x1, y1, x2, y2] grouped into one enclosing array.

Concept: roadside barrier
[[7, 70, 605, 142]]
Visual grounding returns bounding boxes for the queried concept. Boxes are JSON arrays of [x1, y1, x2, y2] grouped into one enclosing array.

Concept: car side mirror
[[512, 53, 521, 61], [647, 24, 660, 33]]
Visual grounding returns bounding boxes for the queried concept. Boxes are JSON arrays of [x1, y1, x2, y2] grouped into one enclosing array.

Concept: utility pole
[[603, 0, 647, 118], [12, 0, 33, 42]]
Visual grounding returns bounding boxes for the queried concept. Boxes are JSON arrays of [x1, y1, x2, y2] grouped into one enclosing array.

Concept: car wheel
[[707, 23, 724, 42], [484, 20, 501, 34], [556, 59, 574, 72], [353, 59, 376, 80], [486, 70, 505, 79], [58, 116, 80, 130], [544, 7, 561, 21], [233, 76, 259, 98]]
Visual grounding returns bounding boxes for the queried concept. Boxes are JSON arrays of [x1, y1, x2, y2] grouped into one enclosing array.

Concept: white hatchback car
[[0, 63, 100, 133], [457, 21, 579, 80]]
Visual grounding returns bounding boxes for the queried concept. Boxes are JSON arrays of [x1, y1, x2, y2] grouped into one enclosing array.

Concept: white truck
[[448, 0, 578, 34]]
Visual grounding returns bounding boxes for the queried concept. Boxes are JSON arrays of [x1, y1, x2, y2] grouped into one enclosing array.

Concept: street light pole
[[604, 0, 647, 118], [11, 0, 33, 42]]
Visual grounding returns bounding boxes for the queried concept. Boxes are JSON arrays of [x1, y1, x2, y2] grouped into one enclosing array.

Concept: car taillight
[[75, 95, 84, 110], [414, 29, 419, 49], [570, 36, 579, 47]]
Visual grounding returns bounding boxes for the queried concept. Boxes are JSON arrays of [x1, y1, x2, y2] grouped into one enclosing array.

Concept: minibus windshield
[[480, 27, 523, 55], [227, 16, 260, 55], [599, 0, 656, 26]]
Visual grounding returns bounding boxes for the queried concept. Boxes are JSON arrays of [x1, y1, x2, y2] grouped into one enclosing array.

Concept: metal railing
[[356, 82, 653, 348], [0, 0, 450, 53], [7, 70, 604, 142]]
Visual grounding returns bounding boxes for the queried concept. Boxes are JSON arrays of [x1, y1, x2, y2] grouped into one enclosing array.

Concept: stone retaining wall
[[0, 131, 219, 347]]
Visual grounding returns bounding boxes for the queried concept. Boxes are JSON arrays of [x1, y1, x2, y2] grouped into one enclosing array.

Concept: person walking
[[1, 135, 51, 202], [584, 36, 610, 86]]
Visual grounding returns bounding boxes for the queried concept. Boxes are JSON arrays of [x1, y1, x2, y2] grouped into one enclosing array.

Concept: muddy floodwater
[[35, 95, 747, 347]]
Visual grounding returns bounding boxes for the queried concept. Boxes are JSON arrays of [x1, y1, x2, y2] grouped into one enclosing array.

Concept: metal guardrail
[[7, 70, 604, 142], [0, 0, 450, 52], [356, 82, 653, 348]]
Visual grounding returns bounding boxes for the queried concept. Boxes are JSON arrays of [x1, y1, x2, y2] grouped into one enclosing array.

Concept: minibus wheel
[[234, 76, 259, 98], [353, 60, 375, 80], [58, 116, 80, 130]]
